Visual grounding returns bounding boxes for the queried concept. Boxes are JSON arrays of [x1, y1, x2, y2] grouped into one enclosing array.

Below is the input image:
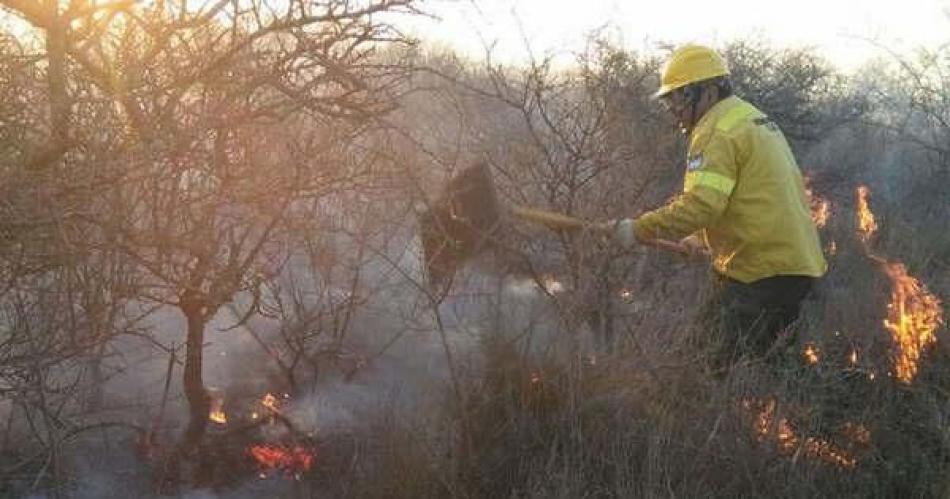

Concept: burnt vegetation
[[0, 2, 948, 498]]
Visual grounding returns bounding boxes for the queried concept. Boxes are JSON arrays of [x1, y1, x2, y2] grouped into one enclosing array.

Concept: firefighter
[[611, 44, 827, 371]]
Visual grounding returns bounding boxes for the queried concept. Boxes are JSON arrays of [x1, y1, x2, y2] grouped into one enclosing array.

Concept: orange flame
[[812, 199, 831, 228], [209, 409, 227, 424], [805, 176, 831, 229], [882, 261, 943, 382], [802, 344, 820, 365], [752, 399, 859, 468], [855, 185, 878, 243], [248, 443, 314, 475], [853, 185, 943, 383], [209, 390, 227, 424], [262, 393, 281, 413]]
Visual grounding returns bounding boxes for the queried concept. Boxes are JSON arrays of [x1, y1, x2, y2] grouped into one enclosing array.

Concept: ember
[[248, 443, 315, 476], [805, 176, 831, 228], [826, 240, 837, 256], [752, 399, 860, 468], [262, 392, 281, 413], [802, 344, 820, 365]]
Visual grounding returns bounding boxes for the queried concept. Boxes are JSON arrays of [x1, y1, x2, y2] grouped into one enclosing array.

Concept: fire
[[248, 443, 314, 476], [209, 389, 227, 424], [209, 408, 227, 425], [802, 344, 820, 365], [812, 199, 831, 228], [262, 392, 281, 413], [852, 185, 944, 383], [855, 185, 878, 243], [752, 399, 859, 468], [881, 261, 943, 382], [849, 350, 858, 365], [805, 176, 831, 228]]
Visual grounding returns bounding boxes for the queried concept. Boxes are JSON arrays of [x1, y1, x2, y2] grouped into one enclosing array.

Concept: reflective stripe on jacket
[[633, 96, 827, 283]]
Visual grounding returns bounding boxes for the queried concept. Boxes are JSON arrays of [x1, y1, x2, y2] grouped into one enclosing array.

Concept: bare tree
[[0, 1, 420, 487]]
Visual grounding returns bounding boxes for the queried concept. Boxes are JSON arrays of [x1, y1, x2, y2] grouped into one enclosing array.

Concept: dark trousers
[[702, 274, 817, 370]]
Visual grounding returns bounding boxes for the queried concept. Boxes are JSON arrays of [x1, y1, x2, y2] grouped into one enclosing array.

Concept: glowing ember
[[841, 422, 871, 445], [262, 393, 281, 413], [826, 240, 837, 256], [849, 350, 858, 365], [812, 199, 831, 228], [752, 399, 858, 468], [855, 185, 878, 244], [248, 443, 314, 476], [803, 344, 820, 365], [881, 261, 943, 382]]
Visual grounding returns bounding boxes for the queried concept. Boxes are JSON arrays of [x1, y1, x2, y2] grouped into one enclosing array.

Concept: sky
[[406, 0, 950, 70], [2, 0, 947, 70]]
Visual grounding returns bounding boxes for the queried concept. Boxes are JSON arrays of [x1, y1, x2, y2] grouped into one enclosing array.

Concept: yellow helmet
[[655, 44, 730, 97]]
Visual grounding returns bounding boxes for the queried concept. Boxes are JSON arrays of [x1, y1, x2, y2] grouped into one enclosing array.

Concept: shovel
[[419, 163, 695, 288]]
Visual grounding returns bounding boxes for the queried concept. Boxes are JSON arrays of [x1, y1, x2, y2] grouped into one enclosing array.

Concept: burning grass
[[854, 185, 945, 382], [2, 183, 944, 499], [248, 443, 315, 477]]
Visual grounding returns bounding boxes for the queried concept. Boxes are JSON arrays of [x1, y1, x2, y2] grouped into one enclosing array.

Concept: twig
[[30, 449, 53, 493]]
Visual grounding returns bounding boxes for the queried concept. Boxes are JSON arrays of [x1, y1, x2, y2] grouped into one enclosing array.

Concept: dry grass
[[315, 232, 948, 498]]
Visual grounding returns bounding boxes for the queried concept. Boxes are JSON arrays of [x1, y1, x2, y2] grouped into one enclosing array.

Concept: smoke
[[5, 216, 587, 499]]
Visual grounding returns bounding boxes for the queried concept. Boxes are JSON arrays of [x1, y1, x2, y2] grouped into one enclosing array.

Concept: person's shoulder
[[714, 97, 765, 134]]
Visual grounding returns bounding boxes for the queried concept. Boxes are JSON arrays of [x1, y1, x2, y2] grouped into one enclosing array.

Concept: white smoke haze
[[17, 224, 573, 498]]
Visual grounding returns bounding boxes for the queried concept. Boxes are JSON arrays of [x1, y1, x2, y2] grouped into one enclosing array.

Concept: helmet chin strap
[[678, 84, 705, 135]]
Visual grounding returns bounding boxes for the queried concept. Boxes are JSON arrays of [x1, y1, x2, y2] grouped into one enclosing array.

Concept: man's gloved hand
[[679, 234, 709, 256]]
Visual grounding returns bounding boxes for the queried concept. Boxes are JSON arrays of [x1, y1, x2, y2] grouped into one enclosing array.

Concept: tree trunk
[[181, 303, 209, 450]]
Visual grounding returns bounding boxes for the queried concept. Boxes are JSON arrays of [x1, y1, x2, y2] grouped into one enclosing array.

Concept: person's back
[[686, 95, 826, 284]]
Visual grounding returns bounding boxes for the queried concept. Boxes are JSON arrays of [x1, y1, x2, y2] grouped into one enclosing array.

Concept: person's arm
[[633, 134, 738, 242]]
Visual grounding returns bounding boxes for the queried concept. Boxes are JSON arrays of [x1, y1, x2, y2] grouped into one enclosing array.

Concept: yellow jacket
[[633, 96, 827, 283]]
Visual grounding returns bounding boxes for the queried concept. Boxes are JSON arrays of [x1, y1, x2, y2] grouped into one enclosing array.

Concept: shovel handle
[[512, 206, 587, 230], [511, 205, 699, 257]]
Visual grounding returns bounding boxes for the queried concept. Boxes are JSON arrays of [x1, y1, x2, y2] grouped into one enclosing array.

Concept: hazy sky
[[408, 0, 950, 70]]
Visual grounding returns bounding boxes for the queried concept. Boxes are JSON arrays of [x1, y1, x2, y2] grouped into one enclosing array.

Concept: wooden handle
[[511, 206, 587, 230], [511, 205, 699, 257]]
